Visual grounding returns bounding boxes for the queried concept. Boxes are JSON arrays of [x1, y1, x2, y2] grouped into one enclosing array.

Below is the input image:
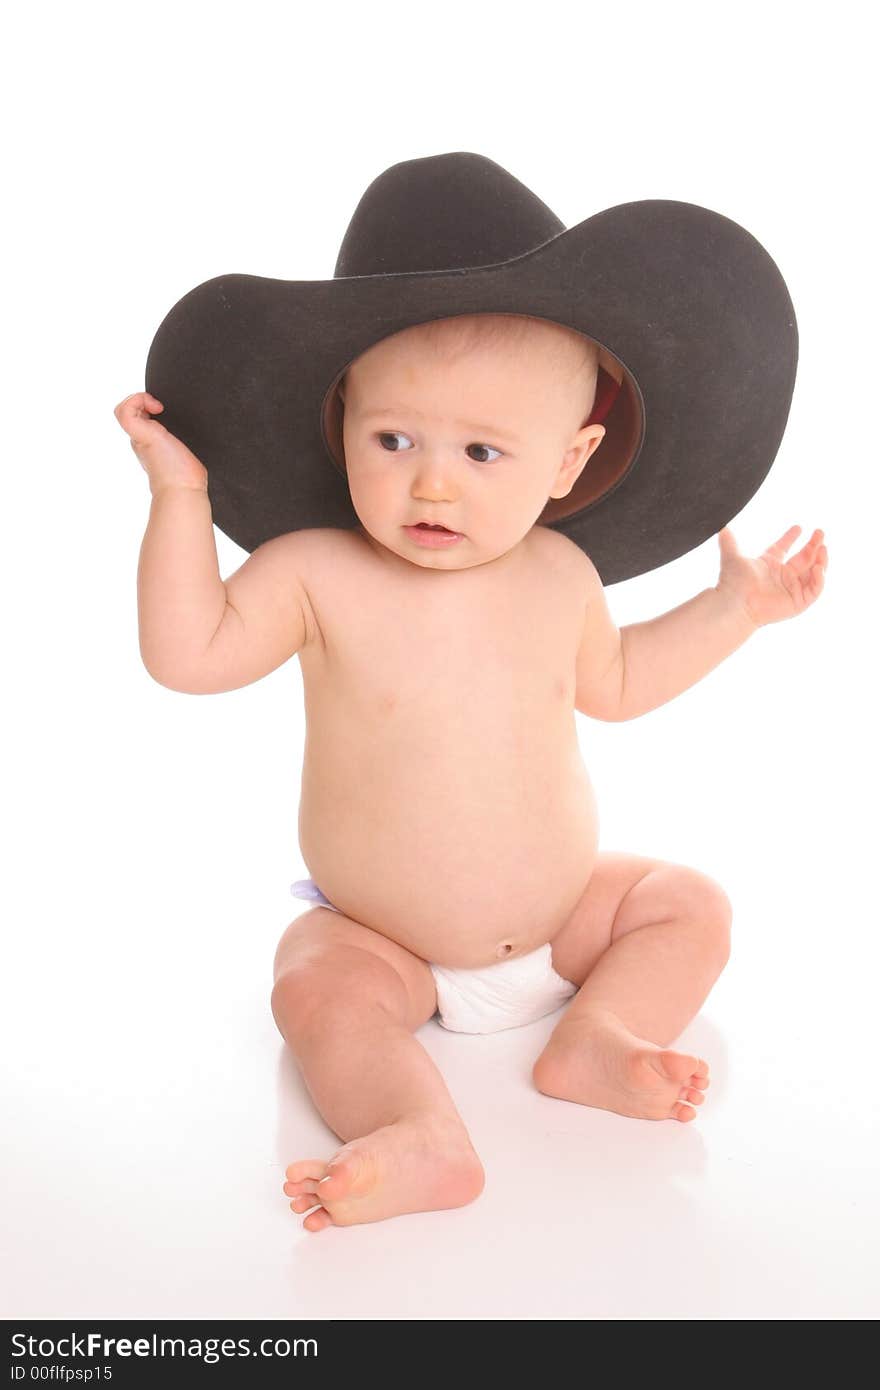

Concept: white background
[[3, 0, 877, 1321]]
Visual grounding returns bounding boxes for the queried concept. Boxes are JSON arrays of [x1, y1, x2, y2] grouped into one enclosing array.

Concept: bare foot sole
[[282, 1112, 485, 1231], [533, 1009, 710, 1122]]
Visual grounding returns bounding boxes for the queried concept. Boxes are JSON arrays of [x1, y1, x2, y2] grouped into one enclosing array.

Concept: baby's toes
[[653, 1049, 702, 1086], [313, 1160, 353, 1202], [284, 1159, 328, 1207], [284, 1178, 320, 1198], [290, 1194, 322, 1214], [285, 1159, 327, 1185], [671, 1100, 697, 1122], [303, 1206, 333, 1233], [286, 1162, 328, 1184], [678, 1086, 705, 1106]]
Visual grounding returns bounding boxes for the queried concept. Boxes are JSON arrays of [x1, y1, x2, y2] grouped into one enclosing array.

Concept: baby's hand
[[114, 392, 208, 497], [715, 525, 828, 627]]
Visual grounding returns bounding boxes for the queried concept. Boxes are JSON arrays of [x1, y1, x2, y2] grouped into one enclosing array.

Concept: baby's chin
[[391, 533, 476, 569], [395, 534, 524, 573]]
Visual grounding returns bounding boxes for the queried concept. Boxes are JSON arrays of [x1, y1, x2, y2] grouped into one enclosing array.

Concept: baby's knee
[[682, 868, 733, 961], [657, 865, 732, 962], [272, 906, 339, 983], [271, 939, 415, 1045], [270, 964, 324, 1043]]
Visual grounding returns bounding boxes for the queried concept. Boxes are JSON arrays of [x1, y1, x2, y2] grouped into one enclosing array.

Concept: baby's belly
[[297, 739, 600, 968]]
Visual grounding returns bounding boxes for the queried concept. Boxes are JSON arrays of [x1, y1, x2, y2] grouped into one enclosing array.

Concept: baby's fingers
[[114, 391, 164, 428], [765, 524, 802, 561], [114, 390, 163, 412], [786, 529, 825, 578], [114, 392, 170, 451]]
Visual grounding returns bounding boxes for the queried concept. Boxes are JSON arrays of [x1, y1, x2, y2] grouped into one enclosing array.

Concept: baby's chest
[[314, 588, 578, 744], [299, 531, 586, 749], [374, 612, 569, 723]]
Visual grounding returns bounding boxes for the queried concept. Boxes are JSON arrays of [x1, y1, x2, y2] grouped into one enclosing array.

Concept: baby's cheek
[[356, 467, 396, 514]]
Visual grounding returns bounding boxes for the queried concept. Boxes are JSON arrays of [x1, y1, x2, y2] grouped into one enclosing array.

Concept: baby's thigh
[[272, 907, 438, 1031], [549, 849, 723, 988]]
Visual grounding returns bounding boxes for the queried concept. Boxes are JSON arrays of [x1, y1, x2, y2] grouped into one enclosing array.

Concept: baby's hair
[[341, 313, 601, 428]]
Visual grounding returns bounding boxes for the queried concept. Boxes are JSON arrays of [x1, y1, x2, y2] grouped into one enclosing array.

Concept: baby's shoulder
[[283, 525, 367, 605], [529, 524, 597, 582], [280, 525, 361, 568]]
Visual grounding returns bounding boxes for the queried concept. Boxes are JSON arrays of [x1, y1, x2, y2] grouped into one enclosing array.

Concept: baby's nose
[[411, 468, 461, 501]]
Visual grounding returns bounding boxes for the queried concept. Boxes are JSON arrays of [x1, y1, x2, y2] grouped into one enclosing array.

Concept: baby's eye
[[376, 431, 414, 452], [466, 442, 502, 463], [375, 431, 502, 463]]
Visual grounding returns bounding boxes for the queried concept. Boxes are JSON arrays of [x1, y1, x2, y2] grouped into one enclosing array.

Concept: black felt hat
[[144, 151, 798, 585]]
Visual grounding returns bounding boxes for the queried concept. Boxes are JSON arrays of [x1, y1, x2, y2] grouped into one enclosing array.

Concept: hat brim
[[145, 198, 797, 584]]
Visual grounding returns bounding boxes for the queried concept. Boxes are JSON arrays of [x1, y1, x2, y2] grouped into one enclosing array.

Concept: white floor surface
[[4, 858, 878, 1320]]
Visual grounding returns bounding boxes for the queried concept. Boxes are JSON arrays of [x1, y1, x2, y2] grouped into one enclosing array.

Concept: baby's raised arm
[[116, 392, 313, 694]]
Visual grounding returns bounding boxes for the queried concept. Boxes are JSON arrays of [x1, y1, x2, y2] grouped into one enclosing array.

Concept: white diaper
[[428, 944, 578, 1034], [290, 879, 578, 1035]]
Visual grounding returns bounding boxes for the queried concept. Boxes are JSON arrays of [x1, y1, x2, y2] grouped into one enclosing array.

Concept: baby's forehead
[[345, 323, 595, 423], [355, 339, 574, 393]]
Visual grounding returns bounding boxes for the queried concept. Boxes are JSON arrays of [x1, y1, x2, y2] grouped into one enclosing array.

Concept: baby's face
[[339, 330, 606, 572]]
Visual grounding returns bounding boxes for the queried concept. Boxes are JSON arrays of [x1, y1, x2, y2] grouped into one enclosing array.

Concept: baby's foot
[[533, 1008, 710, 1122], [282, 1111, 485, 1231]]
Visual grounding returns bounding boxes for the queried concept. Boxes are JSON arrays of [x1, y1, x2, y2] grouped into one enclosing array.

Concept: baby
[[116, 311, 827, 1234]]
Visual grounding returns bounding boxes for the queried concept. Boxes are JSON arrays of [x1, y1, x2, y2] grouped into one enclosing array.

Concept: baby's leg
[[271, 908, 484, 1231], [533, 852, 732, 1122]]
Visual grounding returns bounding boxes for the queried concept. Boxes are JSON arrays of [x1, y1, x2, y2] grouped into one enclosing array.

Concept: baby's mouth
[[404, 520, 464, 542]]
